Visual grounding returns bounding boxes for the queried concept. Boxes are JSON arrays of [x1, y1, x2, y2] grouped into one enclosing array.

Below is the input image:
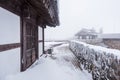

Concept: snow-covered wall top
[[70, 40, 120, 59], [69, 40, 120, 80]]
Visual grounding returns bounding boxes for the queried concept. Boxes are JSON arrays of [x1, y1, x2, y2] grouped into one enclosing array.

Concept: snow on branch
[[69, 40, 120, 80]]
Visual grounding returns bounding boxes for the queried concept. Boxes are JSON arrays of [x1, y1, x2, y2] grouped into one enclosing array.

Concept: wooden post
[[20, 7, 24, 72], [36, 25, 39, 59], [42, 27, 45, 54]]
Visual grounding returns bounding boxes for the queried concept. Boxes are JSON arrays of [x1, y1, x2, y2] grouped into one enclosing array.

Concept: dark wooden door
[[20, 17, 38, 71]]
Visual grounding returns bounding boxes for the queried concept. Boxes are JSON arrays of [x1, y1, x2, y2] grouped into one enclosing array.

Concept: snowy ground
[[0, 42, 92, 80], [44, 41, 65, 50]]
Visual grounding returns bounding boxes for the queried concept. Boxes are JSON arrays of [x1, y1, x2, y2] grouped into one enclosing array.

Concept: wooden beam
[[42, 26, 45, 54], [20, 7, 24, 72], [35, 25, 39, 59], [0, 0, 22, 16]]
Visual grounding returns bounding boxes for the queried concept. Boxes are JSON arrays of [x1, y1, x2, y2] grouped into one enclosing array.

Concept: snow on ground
[[2, 41, 120, 80], [45, 41, 65, 50], [51, 44, 92, 80], [1, 42, 92, 80]]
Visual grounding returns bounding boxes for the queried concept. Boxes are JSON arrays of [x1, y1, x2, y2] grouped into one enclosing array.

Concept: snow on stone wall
[[76, 39, 103, 45], [69, 40, 120, 80]]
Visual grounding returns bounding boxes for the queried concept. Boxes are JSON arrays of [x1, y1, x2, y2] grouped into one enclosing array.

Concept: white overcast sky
[[0, 0, 120, 42], [45, 0, 120, 40]]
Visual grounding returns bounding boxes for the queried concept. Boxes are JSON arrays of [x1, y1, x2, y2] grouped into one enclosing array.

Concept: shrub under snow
[[69, 40, 120, 80]]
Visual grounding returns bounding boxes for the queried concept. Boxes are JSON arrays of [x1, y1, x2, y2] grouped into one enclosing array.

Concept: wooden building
[[0, 0, 59, 71], [75, 28, 97, 40]]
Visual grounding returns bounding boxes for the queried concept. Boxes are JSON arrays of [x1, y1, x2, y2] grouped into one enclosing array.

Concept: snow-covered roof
[[98, 34, 120, 39], [75, 28, 97, 36]]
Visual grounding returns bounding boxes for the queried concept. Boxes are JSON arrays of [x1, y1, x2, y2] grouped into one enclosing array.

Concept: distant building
[[75, 29, 120, 50], [75, 28, 98, 40], [98, 34, 120, 50]]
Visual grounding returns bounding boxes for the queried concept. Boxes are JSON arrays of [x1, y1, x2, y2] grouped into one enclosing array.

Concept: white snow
[[45, 41, 64, 50], [0, 42, 92, 80], [71, 40, 120, 59], [69, 40, 120, 80], [5, 56, 91, 80]]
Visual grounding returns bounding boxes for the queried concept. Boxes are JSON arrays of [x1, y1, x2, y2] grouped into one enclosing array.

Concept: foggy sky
[[45, 0, 120, 40], [0, 0, 120, 42]]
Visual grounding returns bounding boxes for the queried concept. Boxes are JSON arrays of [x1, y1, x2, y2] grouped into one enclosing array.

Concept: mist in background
[[45, 0, 120, 40]]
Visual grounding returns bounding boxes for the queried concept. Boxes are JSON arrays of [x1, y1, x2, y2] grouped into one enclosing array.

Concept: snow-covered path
[[3, 42, 92, 80], [51, 43, 92, 80]]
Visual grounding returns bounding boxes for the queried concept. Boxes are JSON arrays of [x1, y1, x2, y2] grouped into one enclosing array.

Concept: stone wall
[[76, 39, 102, 45], [69, 40, 120, 80], [103, 39, 120, 50]]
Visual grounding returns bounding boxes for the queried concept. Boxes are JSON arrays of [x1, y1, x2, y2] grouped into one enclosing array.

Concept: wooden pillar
[[42, 27, 45, 54], [20, 8, 24, 72], [36, 26, 39, 59]]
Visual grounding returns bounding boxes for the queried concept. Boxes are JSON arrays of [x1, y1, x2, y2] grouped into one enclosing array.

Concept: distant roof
[[75, 28, 97, 36], [98, 34, 120, 39]]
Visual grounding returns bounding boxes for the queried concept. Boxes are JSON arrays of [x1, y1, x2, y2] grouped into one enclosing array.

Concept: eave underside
[[0, 0, 59, 27]]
